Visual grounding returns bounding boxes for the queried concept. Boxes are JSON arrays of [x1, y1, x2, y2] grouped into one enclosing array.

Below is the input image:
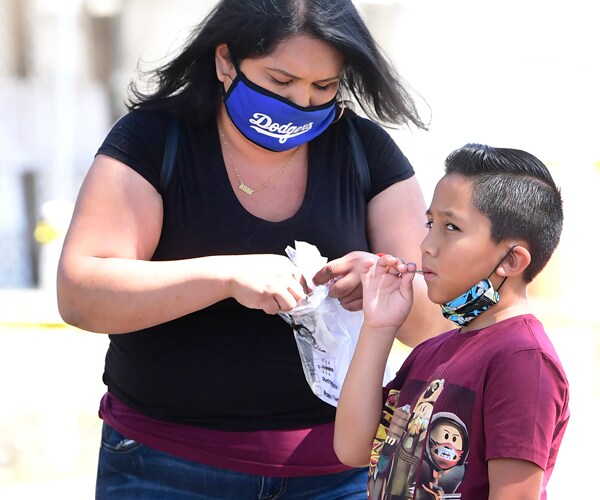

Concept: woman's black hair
[[127, 0, 427, 128]]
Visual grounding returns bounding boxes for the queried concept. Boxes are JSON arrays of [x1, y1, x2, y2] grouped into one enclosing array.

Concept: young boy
[[335, 143, 569, 499]]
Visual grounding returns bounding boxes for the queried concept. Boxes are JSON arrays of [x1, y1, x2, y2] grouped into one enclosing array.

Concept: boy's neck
[[459, 292, 531, 333]]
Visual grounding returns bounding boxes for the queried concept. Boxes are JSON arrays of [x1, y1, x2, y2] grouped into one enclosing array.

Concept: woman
[[57, 0, 447, 497]]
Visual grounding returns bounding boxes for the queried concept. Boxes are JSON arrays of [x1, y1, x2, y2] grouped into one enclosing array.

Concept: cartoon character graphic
[[390, 379, 445, 497], [370, 401, 412, 499], [368, 379, 446, 499], [418, 412, 469, 499]]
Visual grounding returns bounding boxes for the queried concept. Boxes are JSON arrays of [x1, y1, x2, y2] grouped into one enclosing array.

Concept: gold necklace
[[218, 124, 301, 195]]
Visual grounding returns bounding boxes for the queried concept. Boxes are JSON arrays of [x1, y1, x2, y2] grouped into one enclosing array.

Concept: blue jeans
[[96, 423, 368, 499]]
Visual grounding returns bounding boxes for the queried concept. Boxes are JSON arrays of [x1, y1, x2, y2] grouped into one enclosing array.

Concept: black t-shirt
[[96, 109, 414, 431]]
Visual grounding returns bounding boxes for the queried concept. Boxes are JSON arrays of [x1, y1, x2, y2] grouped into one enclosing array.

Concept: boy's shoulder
[[478, 313, 561, 359], [412, 313, 561, 365]]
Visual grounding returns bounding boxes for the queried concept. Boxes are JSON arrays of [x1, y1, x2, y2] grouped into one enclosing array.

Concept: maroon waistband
[[99, 392, 350, 477]]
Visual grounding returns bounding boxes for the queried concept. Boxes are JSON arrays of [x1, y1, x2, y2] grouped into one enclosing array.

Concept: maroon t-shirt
[[366, 314, 569, 499]]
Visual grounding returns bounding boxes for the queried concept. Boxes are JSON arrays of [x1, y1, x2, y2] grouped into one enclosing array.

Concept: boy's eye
[[425, 220, 433, 229], [445, 223, 459, 231]]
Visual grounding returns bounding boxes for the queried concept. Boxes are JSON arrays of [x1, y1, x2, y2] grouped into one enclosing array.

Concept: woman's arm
[[488, 459, 543, 499], [57, 155, 305, 334], [313, 176, 450, 347]]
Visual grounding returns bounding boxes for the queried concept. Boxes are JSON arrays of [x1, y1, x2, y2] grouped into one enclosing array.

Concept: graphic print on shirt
[[368, 379, 473, 499], [420, 412, 469, 499]]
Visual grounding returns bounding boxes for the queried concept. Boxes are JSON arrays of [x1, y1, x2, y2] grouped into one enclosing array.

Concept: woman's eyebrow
[[266, 66, 342, 83]]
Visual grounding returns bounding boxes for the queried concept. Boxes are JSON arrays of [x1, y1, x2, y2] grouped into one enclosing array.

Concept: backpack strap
[[159, 116, 370, 197], [159, 117, 181, 193], [345, 117, 371, 198]]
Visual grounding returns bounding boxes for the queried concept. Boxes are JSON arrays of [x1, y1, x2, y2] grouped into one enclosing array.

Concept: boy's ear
[[496, 245, 531, 278]]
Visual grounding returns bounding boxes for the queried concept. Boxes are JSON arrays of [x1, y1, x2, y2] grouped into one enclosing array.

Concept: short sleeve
[[352, 115, 415, 200], [483, 349, 570, 469], [96, 110, 171, 191]]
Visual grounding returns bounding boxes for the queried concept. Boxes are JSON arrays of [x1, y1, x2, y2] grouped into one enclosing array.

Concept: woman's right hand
[[227, 254, 307, 314]]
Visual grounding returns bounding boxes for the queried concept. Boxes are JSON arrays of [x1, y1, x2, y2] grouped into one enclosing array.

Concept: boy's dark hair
[[127, 0, 426, 128], [444, 143, 563, 283]]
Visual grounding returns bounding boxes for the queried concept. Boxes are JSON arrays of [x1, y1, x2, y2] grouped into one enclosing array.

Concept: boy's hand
[[361, 253, 416, 332]]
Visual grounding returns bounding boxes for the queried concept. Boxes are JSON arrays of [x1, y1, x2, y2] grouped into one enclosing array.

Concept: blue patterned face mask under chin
[[223, 65, 337, 152], [441, 278, 502, 327], [440, 247, 516, 327]]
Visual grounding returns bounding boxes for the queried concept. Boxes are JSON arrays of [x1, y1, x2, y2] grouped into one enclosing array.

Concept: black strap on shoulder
[[160, 117, 181, 193], [345, 118, 371, 198], [159, 116, 370, 197]]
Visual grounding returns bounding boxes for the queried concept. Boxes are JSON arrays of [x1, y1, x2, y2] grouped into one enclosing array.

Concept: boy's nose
[[420, 233, 435, 256]]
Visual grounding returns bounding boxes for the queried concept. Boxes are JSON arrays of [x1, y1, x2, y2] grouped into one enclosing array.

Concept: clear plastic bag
[[279, 241, 395, 407]]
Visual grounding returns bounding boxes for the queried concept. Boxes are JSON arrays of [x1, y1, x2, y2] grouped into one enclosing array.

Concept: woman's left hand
[[312, 251, 377, 311]]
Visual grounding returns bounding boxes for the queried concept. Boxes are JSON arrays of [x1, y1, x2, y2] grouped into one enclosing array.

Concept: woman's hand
[[228, 254, 307, 314], [361, 254, 416, 333], [311, 251, 377, 311]]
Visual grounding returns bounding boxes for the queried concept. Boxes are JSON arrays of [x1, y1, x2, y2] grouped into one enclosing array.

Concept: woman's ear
[[496, 244, 531, 278], [215, 44, 235, 85]]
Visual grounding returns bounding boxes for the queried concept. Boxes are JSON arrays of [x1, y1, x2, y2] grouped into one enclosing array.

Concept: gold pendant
[[238, 182, 254, 195]]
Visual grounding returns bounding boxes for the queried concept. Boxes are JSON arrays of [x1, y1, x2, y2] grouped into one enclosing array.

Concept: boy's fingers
[[402, 262, 417, 280]]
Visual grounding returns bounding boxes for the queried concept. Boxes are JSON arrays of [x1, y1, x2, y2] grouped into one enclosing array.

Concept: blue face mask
[[223, 65, 337, 152], [440, 247, 515, 327]]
